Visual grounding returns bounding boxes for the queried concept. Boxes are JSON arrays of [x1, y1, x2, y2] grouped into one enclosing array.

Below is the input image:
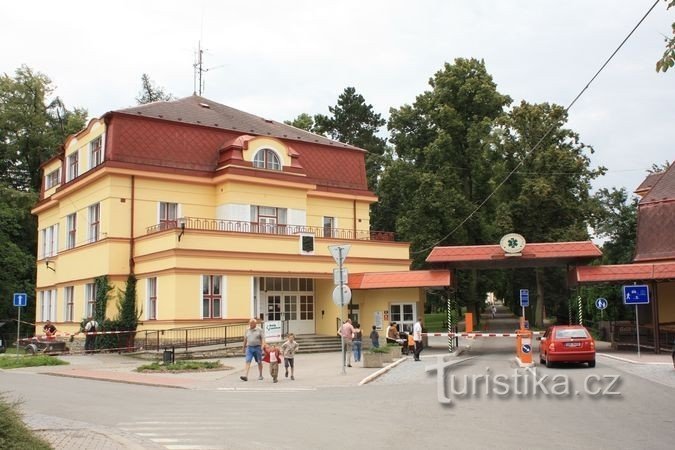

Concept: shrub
[[0, 393, 52, 449]]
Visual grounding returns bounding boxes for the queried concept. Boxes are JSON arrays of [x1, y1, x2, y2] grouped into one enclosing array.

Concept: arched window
[[253, 148, 281, 171]]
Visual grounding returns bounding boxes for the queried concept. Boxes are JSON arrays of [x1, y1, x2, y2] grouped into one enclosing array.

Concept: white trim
[[200, 275, 205, 319], [250, 277, 256, 318], [221, 276, 228, 318]]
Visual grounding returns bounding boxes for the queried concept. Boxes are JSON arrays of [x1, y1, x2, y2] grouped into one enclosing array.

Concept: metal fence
[[141, 322, 251, 352]]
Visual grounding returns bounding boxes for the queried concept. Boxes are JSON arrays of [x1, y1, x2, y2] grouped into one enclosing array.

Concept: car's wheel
[[540, 354, 545, 364], [24, 343, 38, 355], [588, 359, 596, 368], [545, 354, 553, 368]]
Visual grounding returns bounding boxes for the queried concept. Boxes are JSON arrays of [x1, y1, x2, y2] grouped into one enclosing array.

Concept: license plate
[[564, 342, 581, 347]]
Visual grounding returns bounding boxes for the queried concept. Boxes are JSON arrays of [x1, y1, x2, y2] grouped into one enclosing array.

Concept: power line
[[411, 0, 661, 256]]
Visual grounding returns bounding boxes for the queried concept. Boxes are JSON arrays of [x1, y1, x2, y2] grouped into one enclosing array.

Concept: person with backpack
[[84, 316, 99, 354]]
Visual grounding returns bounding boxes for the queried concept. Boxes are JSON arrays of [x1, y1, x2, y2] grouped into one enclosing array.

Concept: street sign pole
[[16, 305, 21, 357], [635, 305, 640, 358], [338, 246, 345, 375]]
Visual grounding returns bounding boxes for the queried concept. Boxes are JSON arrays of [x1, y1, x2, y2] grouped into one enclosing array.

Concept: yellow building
[[32, 96, 448, 337]]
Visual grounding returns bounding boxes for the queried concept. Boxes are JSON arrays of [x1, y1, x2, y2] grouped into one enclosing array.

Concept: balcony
[[146, 217, 395, 241]]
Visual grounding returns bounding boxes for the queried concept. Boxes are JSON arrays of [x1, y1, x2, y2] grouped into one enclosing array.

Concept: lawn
[[0, 354, 68, 369]]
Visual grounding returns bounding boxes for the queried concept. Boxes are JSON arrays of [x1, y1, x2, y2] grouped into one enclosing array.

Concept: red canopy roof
[[572, 262, 675, 284], [426, 241, 601, 269], [348, 270, 450, 290]]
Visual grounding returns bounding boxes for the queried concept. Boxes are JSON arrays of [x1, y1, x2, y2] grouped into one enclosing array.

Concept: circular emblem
[[500, 233, 526, 254]]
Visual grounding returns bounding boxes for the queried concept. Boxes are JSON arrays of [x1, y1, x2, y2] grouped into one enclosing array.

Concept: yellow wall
[[216, 180, 307, 211], [307, 196, 370, 233], [242, 137, 292, 167]]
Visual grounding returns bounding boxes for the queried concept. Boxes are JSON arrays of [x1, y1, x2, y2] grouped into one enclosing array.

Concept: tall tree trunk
[[470, 269, 479, 328], [535, 268, 545, 328]]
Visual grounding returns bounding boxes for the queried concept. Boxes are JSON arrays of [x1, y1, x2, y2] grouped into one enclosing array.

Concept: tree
[[656, 0, 675, 72], [284, 113, 314, 132], [590, 188, 638, 265], [313, 87, 388, 190], [378, 59, 511, 324], [0, 65, 87, 191], [489, 101, 605, 326], [136, 73, 174, 104]]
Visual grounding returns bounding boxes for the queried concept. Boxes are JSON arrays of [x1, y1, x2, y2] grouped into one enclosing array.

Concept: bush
[[137, 360, 223, 372], [0, 393, 52, 449]]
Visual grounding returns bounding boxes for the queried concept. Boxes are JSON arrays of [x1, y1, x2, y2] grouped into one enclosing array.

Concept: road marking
[[165, 446, 222, 450], [217, 387, 316, 392]]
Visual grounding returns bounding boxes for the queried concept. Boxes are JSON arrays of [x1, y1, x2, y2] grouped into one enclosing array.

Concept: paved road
[[2, 337, 674, 449]]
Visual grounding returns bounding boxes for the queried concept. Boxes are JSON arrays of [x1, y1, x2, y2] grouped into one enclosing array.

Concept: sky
[[2, 0, 673, 195]]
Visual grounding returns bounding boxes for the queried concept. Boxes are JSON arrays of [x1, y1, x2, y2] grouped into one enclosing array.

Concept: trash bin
[[163, 347, 175, 364]]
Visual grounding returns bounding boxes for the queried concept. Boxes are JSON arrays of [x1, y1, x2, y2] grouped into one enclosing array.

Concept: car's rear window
[[554, 328, 589, 339]]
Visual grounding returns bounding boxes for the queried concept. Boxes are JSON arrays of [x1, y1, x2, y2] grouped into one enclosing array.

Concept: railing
[[146, 217, 395, 241], [610, 322, 675, 352], [141, 322, 251, 352]]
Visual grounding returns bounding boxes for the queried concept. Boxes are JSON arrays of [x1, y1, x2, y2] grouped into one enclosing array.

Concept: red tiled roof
[[639, 164, 675, 204], [348, 270, 450, 289], [426, 241, 601, 269], [635, 172, 663, 196], [634, 202, 675, 262], [573, 262, 675, 284], [106, 100, 370, 192]]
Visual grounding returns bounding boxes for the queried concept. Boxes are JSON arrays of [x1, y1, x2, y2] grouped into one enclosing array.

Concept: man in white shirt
[[339, 319, 355, 367], [413, 318, 423, 361]]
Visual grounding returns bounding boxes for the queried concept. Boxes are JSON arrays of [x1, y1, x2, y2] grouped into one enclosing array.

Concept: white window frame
[[45, 168, 61, 189], [252, 148, 282, 171], [41, 224, 59, 258], [67, 151, 79, 181], [85, 282, 96, 317], [40, 289, 57, 322], [147, 277, 158, 320], [66, 213, 77, 249], [89, 136, 103, 169], [323, 216, 336, 238], [88, 203, 100, 243], [158, 202, 180, 229], [64, 286, 74, 322]]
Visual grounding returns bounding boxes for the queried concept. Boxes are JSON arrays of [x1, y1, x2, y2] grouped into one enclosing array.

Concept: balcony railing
[[146, 217, 395, 241]]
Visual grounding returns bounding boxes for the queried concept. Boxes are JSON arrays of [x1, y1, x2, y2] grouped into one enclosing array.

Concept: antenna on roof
[[192, 41, 225, 96]]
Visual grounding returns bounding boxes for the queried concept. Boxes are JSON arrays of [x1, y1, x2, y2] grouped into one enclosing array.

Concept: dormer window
[[89, 136, 103, 169], [253, 148, 281, 171]]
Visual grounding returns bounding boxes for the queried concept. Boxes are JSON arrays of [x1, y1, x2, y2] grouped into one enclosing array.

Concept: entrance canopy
[[348, 270, 450, 289], [426, 241, 602, 269], [570, 261, 675, 285]]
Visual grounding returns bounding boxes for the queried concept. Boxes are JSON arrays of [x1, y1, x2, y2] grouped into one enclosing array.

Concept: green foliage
[[117, 274, 139, 331], [0, 393, 52, 449], [0, 187, 38, 323], [94, 275, 113, 323], [370, 346, 390, 353], [590, 188, 637, 264], [313, 87, 388, 191], [284, 113, 315, 131], [0, 65, 87, 191], [136, 73, 174, 104], [137, 360, 223, 372], [0, 354, 68, 369], [656, 1, 675, 72]]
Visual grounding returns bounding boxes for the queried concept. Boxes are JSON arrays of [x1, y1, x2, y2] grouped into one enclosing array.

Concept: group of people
[[40, 316, 99, 353], [240, 318, 300, 383], [385, 319, 424, 361], [339, 317, 424, 364]]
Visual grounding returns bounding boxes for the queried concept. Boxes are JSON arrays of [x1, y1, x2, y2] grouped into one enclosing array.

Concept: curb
[[598, 353, 673, 366], [358, 357, 408, 386]]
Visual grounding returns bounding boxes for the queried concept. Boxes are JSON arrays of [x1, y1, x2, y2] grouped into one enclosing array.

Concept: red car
[[539, 325, 595, 368]]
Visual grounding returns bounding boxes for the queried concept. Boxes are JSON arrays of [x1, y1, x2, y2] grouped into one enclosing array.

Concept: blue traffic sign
[[622, 285, 649, 305], [13, 293, 28, 307], [595, 298, 608, 310], [522, 344, 531, 354], [519, 289, 529, 307]]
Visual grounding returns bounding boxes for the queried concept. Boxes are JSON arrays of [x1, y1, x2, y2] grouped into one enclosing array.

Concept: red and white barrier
[[423, 332, 542, 338]]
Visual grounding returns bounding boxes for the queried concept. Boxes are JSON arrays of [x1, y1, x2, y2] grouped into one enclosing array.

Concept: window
[[89, 136, 103, 168], [390, 303, 416, 333], [88, 203, 100, 242], [159, 202, 178, 229], [64, 286, 74, 322], [147, 278, 157, 320], [250, 205, 287, 234], [40, 289, 57, 322], [323, 216, 335, 238], [41, 224, 59, 258], [45, 169, 60, 189], [252, 148, 281, 171], [66, 213, 77, 249], [85, 282, 96, 317], [284, 295, 298, 320], [300, 295, 314, 320], [202, 275, 222, 319], [67, 151, 79, 181]]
